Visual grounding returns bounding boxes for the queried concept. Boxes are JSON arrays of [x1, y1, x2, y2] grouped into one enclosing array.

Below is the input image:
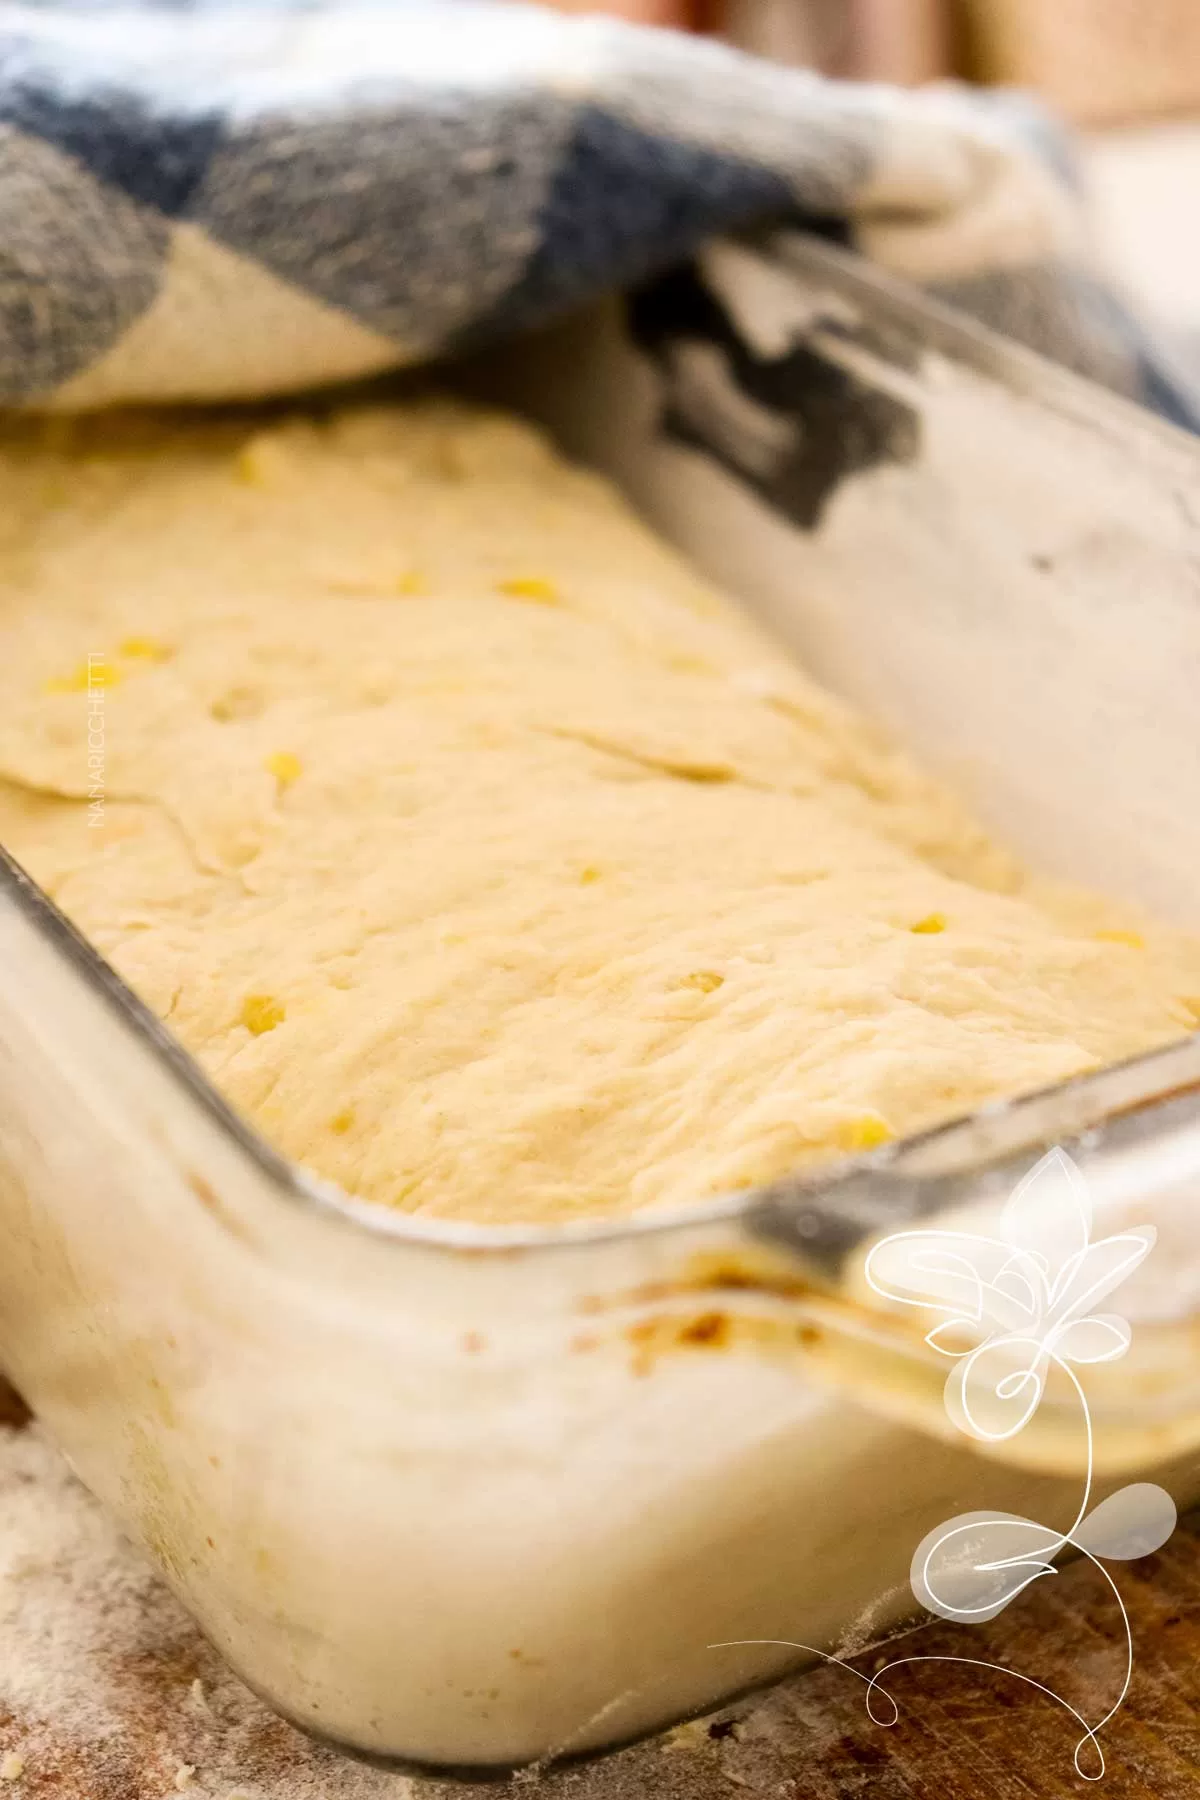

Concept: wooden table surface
[[2, 1384, 1198, 1800]]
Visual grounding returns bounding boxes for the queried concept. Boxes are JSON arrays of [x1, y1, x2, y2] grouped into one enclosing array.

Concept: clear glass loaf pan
[[2, 233, 1200, 1777]]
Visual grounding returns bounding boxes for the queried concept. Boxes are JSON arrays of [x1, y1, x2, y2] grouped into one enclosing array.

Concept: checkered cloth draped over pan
[[1, 0, 1196, 427]]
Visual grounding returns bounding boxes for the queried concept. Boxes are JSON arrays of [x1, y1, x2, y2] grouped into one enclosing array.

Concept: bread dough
[[1, 401, 1197, 1224]]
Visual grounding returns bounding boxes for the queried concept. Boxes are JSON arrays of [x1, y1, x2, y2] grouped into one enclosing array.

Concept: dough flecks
[[1, 400, 1198, 1225]]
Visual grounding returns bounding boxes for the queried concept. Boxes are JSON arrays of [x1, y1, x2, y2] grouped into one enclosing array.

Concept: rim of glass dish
[[5, 236, 1200, 1261], [769, 230, 1200, 465], [8, 827, 1200, 1264]]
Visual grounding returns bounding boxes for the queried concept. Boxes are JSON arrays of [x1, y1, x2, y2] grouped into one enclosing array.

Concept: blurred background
[[540, 0, 1200, 372]]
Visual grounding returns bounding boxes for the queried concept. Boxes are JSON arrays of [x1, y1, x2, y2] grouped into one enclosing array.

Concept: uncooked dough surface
[[1, 402, 1198, 1224]]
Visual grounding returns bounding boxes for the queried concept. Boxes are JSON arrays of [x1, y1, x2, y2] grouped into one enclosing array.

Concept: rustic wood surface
[[1, 1383, 1197, 1800]]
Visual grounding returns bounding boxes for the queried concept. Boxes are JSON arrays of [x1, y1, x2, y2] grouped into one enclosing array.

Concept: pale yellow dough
[[1, 402, 1198, 1224]]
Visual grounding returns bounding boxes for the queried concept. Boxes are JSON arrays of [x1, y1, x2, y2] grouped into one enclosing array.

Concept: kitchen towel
[[2, 0, 1196, 426]]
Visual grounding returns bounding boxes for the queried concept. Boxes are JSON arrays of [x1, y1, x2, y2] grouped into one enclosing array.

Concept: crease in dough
[[1, 399, 1198, 1225]]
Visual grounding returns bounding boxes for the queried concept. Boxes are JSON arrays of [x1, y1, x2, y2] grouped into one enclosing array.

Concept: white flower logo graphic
[[864, 1145, 1154, 1445], [862, 1147, 1177, 1778], [713, 1147, 1177, 1781]]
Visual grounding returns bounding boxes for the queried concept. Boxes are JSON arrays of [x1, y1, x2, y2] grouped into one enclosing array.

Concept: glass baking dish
[[2, 233, 1200, 1778]]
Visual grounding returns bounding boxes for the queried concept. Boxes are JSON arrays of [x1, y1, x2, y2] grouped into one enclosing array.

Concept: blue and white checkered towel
[[2, 0, 1196, 427]]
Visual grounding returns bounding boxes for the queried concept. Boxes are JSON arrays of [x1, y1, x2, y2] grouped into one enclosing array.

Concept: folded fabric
[[1, 0, 1196, 426]]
